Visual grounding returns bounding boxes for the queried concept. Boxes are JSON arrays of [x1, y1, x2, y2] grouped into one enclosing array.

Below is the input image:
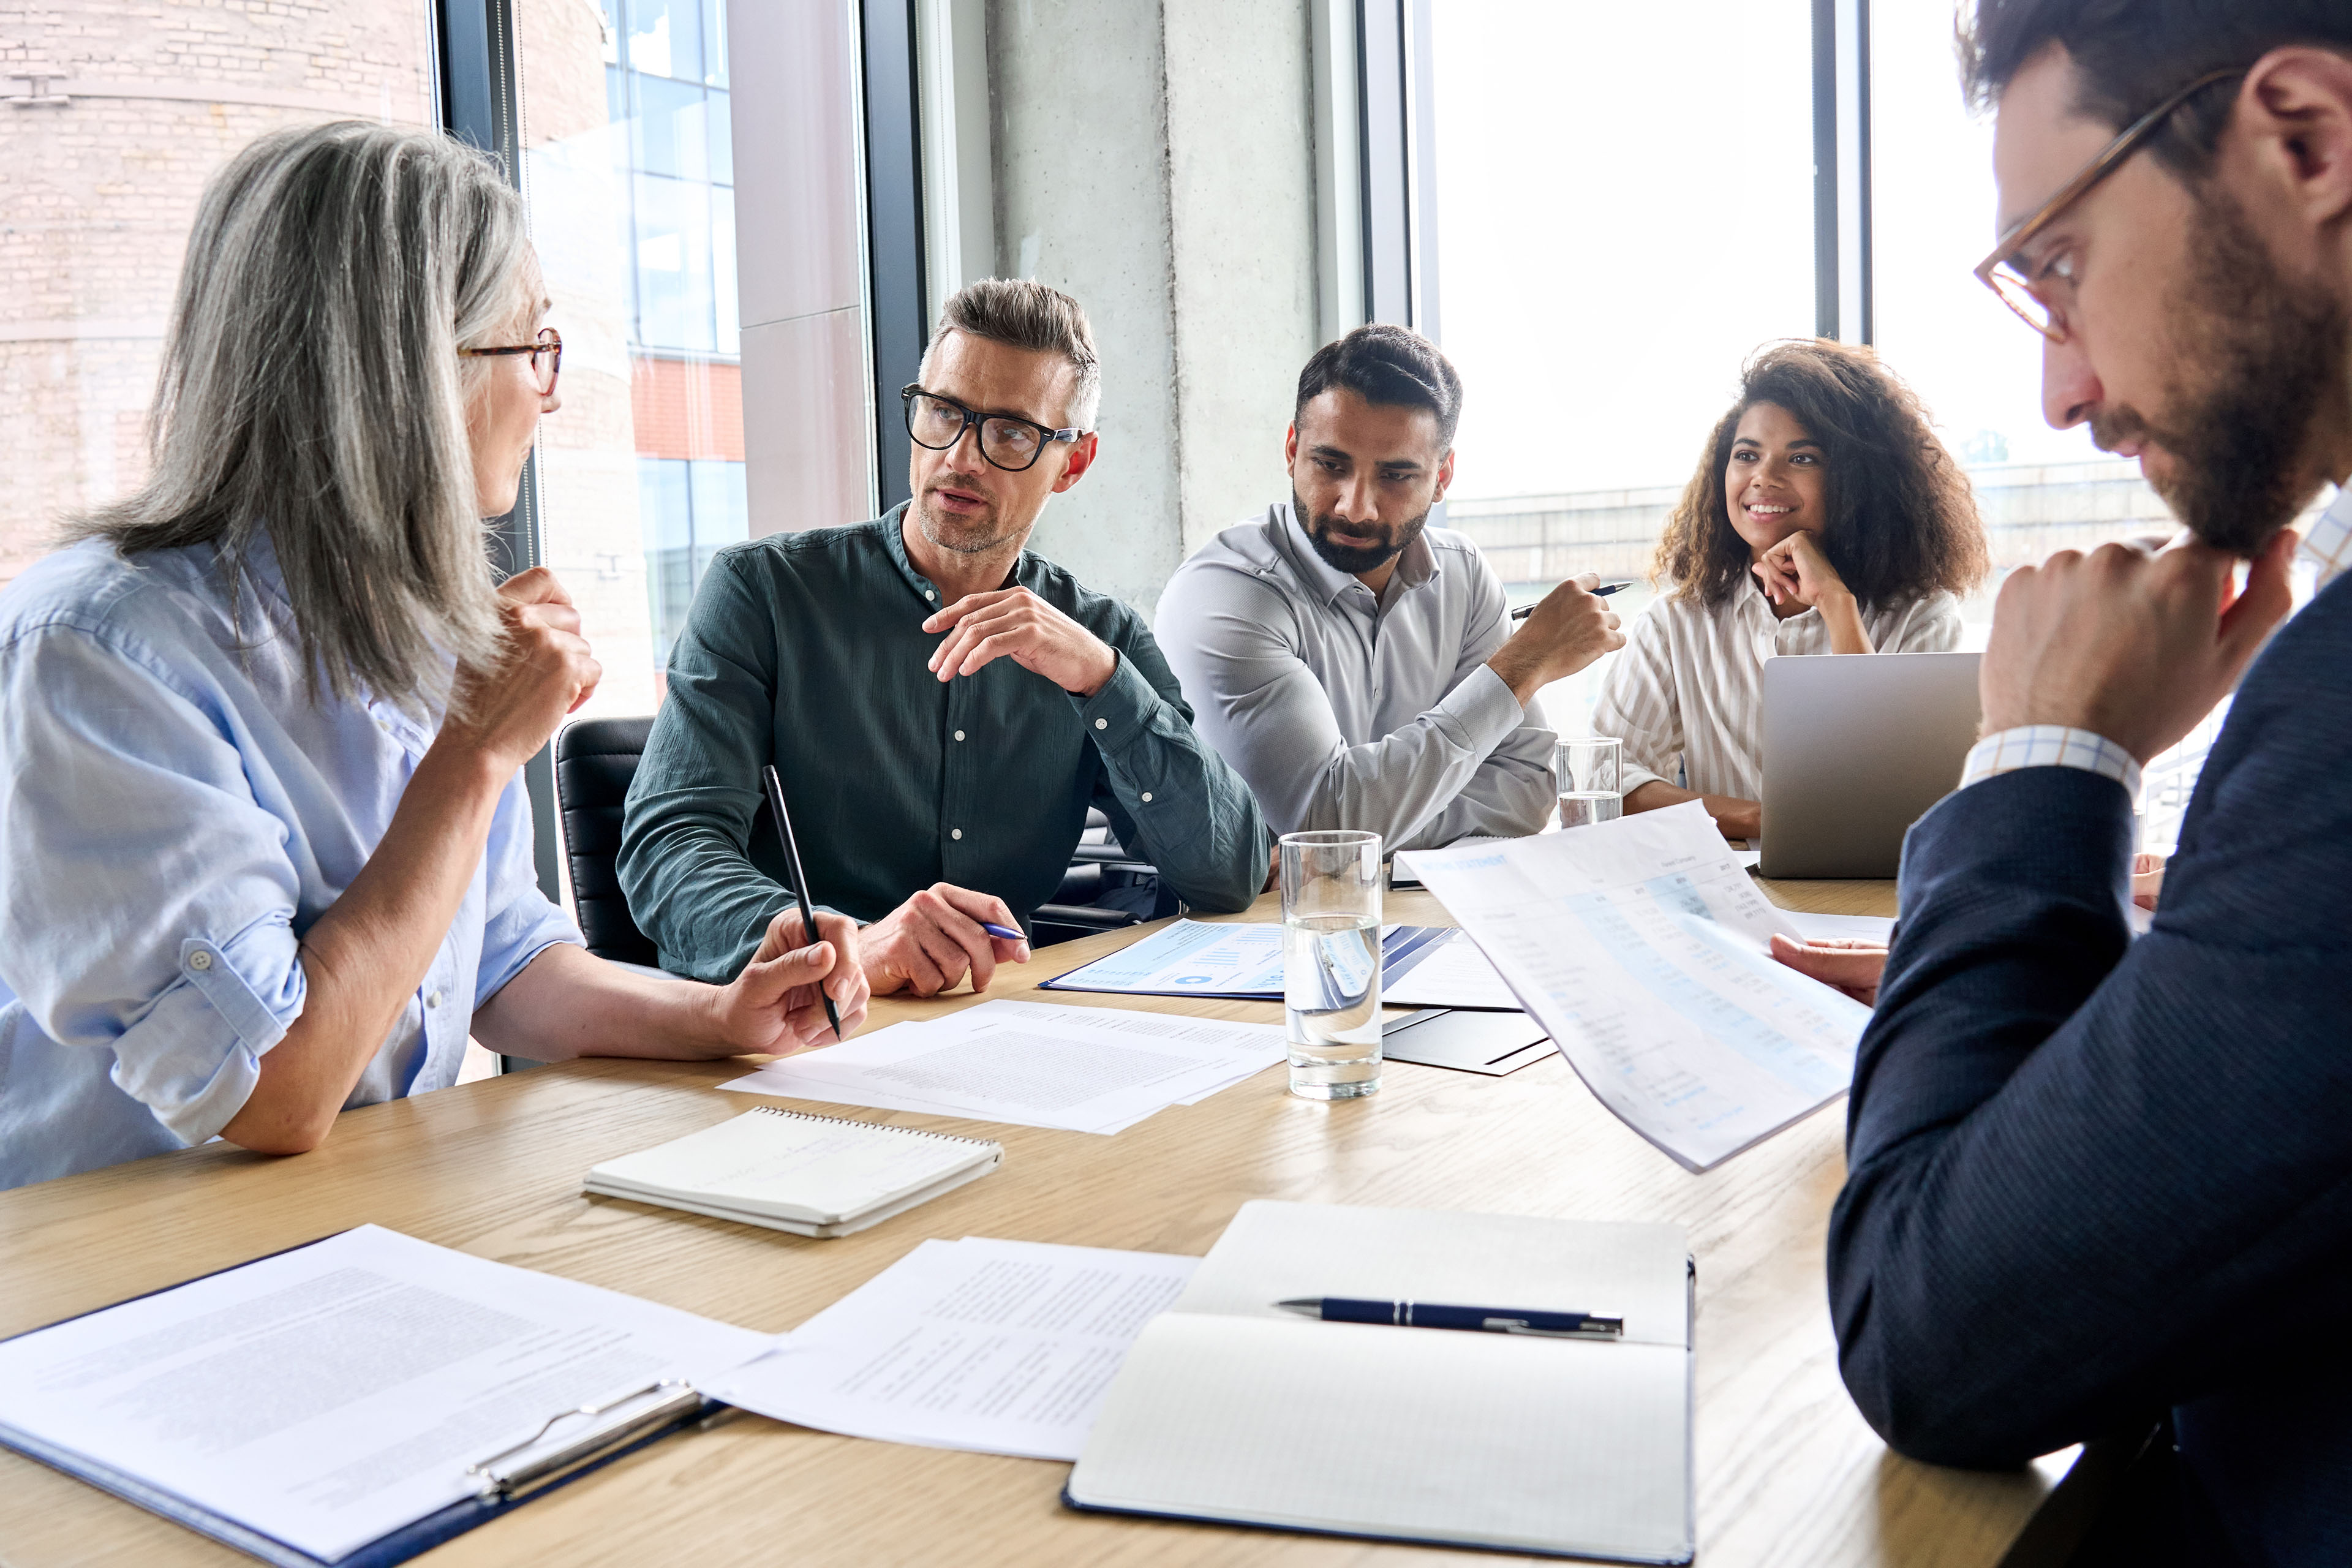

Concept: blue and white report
[[1402, 802, 1871, 1170]]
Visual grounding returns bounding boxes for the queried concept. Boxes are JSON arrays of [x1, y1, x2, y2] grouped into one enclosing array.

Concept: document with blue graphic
[[1404, 802, 1871, 1170]]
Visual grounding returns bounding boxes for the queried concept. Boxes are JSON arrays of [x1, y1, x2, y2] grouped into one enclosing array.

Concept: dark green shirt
[[618, 507, 1269, 981]]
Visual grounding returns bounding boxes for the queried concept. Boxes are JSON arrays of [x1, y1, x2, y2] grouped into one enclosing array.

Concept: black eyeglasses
[[901, 385, 1084, 473], [461, 326, 562, 394]]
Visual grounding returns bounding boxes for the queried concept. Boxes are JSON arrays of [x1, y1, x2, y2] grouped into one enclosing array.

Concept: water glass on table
[[1280, 830, 1382, 1101], [1556, 736, 1623, 829]]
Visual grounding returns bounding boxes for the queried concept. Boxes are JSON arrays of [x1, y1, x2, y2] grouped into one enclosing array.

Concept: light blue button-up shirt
[[0, 537, 581, 1190]]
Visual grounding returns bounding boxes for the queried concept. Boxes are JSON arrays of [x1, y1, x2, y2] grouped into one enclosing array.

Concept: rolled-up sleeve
[[0, 625, 308, 1147]]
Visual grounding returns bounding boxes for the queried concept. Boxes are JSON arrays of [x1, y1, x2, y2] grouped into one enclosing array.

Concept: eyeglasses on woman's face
[[1974, 69, 2242, 344], [460, 326, 562, 395], [900, 385, 1084, 473]]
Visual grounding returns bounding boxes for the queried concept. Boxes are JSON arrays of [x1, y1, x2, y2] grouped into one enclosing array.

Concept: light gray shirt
[[1154, 503, 1555, 853]]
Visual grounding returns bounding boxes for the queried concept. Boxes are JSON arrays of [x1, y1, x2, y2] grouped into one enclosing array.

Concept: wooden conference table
[[0, 873, 2079, 1568]]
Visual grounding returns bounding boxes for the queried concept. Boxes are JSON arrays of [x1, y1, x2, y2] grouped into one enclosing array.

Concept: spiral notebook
[[584, 1108, 1003, 1238]]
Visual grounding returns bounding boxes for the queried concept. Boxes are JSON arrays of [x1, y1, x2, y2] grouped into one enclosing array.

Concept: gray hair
[[922, 278, 1102, 430], [64, 120, 533, 715]]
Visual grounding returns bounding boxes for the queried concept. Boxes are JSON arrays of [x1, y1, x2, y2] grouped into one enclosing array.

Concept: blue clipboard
[[0, 1231, 728, 1568]]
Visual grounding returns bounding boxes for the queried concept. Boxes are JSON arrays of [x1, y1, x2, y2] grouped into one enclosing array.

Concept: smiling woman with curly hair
[[1590, 339, 1991, 842]]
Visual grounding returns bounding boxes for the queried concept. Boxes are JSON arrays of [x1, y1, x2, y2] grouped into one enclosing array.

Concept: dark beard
[[1296, 488, 1431, 576], [2090, 185, 2346, 554]]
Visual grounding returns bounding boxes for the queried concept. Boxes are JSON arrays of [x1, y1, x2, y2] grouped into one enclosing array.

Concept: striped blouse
[[1590, 579, 1964, 802]]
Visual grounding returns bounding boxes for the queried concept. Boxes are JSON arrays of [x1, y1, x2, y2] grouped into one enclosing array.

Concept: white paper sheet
[[1378, 929, 1522, 1011], [1406, 801, 1873, 1171], [0, 1226, 774, 1563], [708, 1237, 1197, 1460], [1782, 910, 1896, 945], [721, 1000, 1287, 1134]]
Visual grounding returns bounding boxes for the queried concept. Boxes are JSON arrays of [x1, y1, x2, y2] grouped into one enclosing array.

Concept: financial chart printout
[[1407, 802, 1871, 1169]]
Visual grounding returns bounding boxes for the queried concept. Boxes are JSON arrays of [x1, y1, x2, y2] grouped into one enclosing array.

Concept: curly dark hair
[[1654, 340, 1990, 611]]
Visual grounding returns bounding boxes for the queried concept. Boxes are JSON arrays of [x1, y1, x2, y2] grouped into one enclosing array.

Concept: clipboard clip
[[464, 1378, 704, 1501]]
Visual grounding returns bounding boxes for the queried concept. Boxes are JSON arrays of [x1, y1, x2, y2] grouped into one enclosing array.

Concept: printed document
[[1039, 920, 1452, 1001], [722, 1000, 1287, 1134], [1405, 801, 1872, 1170], [1377, 929, 1521, 1011], [0, 1226, 772, 1563], [709, 1237, 1197, 1460]]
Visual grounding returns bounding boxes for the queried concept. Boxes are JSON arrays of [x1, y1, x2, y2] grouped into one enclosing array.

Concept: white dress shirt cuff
[[1959, 726, 2143, 801], [1436, 663, 1529, 754]]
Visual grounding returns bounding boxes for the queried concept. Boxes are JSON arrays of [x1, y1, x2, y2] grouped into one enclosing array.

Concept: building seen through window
[[0, 2, 437, 592], [519, 0, 746, 710]]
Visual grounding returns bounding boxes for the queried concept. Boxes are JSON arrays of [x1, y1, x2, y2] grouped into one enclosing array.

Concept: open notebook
[[1065, 1202, 1694, 1564], [584, 1108, 1001, 1238]]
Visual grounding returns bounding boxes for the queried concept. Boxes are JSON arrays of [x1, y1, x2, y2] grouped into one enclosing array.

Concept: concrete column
[[984, 0, 1318, 616]]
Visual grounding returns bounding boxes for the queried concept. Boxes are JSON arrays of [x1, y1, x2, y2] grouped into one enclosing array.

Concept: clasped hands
[[1770, 527, 2298, 1003], [924, 587, 1117, 698]]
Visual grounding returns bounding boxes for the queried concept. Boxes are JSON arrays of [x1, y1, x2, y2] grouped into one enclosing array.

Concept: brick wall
[[1, 0, 436, 587]]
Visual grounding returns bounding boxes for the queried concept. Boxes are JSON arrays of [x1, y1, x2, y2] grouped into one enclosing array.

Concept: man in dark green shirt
[[619, 280, 1267, 997]]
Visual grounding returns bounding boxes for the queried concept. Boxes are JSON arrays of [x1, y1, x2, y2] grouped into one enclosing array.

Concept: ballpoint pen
[[760, 763, 843, 1041], [981, 922, 1026, 941], [1275, 1296, 1623, 1339], [1510, 581, 1629, 620]]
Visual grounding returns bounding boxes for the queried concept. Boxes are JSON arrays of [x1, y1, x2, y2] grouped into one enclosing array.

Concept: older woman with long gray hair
[[0, 121, 868, 1189]]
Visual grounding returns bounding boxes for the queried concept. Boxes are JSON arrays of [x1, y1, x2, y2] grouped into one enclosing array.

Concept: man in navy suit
[[1776, 4, 2352, 1562]]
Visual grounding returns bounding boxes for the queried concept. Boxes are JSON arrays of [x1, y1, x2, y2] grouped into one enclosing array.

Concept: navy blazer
[[1828, 571, 2352, 1566]]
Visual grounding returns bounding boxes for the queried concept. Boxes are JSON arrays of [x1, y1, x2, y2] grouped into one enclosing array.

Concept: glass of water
[[1279, 830, 1382, 1100], [1556, 736, 1623, 829]]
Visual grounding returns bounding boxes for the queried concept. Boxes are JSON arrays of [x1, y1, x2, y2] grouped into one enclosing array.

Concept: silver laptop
[[1758, 651, 1981, 880]]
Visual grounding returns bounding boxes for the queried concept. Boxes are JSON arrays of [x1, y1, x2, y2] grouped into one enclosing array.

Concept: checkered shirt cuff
[[2302, 498, 2351, 590], [1959, 726, 2143, 801]]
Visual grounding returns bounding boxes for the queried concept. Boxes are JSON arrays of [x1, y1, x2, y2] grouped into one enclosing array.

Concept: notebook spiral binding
[[747, 1106, 997, 1149]]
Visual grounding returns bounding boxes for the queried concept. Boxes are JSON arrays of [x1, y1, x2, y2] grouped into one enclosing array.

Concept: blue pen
[[982, 922, 1026, 942], [1276, 1297, 1623, 1340]]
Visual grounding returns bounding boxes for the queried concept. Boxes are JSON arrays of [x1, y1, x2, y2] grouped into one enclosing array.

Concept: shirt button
[[1140, 792, 1153, 803], [1094, 718, 1107, 730], [951, 828, 963, 840], [188, 950, 214, 971], [954, 729, 965, 742], [925, 589, 936, 600], [426, 990, 443, 1009]]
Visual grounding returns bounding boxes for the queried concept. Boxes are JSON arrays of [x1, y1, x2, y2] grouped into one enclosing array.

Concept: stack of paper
[[721, 1000, 1287, 1134], [709, 1237, 1198, 1460], [1039, 920, 1453, 1001]]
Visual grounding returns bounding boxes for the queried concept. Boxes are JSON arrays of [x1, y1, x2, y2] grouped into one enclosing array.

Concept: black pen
[[1510, 581, 1629, 620], [1276, 1296, 1623, 1339], [760, 763, 843, 1041]]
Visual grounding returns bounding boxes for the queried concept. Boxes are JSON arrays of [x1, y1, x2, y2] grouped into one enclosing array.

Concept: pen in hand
[[981, 922, 1026, 942], [1276, 1297, 1623, 1339], [760, 763, 843, 1041], [1510, 581, 1629, 621]]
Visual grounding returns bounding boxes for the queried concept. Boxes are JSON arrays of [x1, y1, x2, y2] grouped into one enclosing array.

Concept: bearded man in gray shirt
[[1155, 325, 1623, 853]]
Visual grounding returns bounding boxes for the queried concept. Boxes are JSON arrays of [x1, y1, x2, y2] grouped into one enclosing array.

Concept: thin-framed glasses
[[461, 326, 563, 394], [1975, 68, 2242, 342], [900, 384, 1084, 473]]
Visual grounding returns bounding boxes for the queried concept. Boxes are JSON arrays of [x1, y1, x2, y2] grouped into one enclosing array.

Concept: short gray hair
[[64, 121, 533, 715], [922, 278, 1102, 430]]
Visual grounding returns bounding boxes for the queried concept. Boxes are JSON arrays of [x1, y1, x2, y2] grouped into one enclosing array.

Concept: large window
[[0, 3, 437, 591], [1428, 0, 1819, 737], [515, 0, 747, 714]]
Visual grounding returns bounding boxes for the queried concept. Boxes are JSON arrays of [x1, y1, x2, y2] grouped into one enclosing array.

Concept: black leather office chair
[[552, 723, 1165, 960], [552, 717, 661, 967]]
